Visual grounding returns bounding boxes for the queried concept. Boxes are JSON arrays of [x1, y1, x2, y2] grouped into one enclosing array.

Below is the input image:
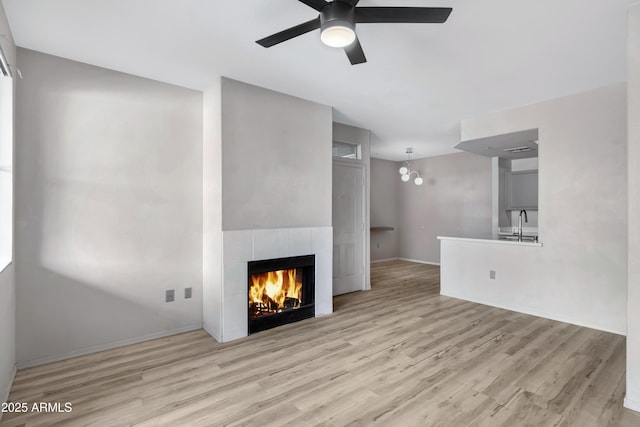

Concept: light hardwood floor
[[2, 260, 640, 426]]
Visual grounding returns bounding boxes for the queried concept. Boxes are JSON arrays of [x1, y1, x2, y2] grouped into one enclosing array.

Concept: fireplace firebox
[[248, 255, 315, 334]]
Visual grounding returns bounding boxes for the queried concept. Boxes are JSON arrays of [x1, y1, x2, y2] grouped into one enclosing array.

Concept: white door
[[332, 161, 364, 296]]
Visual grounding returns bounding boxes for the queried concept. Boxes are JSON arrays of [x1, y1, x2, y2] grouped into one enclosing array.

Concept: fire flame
[[249, 269, 302, 316]]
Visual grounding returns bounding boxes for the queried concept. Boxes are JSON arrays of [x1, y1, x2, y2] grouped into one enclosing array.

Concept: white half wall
[[15, 49, 204, 366], [450, 84, 627, 335], [440, 239, 623, 333], [626, 2, 640, 412]]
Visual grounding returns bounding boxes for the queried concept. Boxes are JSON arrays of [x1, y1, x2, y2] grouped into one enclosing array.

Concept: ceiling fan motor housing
[[320, 1, 356, 34]]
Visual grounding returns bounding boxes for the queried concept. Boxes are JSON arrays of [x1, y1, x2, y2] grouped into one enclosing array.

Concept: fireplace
[[248, 255, 315, 334]]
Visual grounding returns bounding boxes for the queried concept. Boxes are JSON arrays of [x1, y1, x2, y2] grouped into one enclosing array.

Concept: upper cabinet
[[506, 170, 538, 210]]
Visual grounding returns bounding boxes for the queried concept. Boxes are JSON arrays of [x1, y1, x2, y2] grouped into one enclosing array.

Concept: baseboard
[[0, 365, 17, 421], [440, 291, 626, 336], [17, 324, 203, 369], [371, 258, 399, 264], [625, 397, 640, 413], [398, 258, 441, 266]]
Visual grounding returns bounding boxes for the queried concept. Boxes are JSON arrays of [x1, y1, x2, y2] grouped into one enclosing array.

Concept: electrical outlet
[[185, 287, 192, 299], [166, 289, 175, 302], [490, 270, 496, 280]]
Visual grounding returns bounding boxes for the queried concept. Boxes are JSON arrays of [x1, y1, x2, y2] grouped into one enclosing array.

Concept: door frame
[[333, 157, 369, 292]]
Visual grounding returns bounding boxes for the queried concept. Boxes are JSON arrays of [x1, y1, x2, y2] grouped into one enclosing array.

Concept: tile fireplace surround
[[212, 226, 333, 342]]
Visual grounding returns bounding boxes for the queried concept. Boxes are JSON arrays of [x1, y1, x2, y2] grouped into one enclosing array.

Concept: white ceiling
[[2, 0, 635, 160]]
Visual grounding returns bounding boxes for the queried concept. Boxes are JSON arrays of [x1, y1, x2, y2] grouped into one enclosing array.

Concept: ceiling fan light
[[321, 25, 356, 48]]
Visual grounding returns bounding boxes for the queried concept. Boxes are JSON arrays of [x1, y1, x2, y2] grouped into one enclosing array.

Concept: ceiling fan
[[256, 0, 452, 65]]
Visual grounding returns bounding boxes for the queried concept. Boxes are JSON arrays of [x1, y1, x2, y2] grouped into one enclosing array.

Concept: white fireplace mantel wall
[[221, 227, 332, 342]]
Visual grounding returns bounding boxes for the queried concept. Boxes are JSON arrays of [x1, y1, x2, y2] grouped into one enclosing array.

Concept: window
[[0, 50, 13, 271], [332, 141, 361, 160]]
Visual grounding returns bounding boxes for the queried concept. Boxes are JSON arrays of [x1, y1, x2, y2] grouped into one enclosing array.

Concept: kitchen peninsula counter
[[437, 235, 542, 247]]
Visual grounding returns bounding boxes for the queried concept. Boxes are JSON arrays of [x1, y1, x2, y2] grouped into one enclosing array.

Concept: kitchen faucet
[[518, 209, 528, 241]]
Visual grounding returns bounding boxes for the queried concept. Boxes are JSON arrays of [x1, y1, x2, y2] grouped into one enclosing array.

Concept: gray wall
[[627, 3, 640, 412], [15, 49, 204, 366], [398, 152, 493, 264], [221, 77, 332, 231], [460, 83, 627, 334], [370, 158, 399, 261], [0, 1, 16, 408]]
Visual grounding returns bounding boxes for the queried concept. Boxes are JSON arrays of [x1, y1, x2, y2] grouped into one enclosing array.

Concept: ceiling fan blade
[[345, 38, 367, 65], [256, 18, 321, 48], [298, 0, 328, 12], [355, 7, 452, 24]]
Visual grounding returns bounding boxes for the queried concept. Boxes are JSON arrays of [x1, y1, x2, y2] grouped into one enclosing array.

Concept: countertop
[[437, 235, 543, 247]]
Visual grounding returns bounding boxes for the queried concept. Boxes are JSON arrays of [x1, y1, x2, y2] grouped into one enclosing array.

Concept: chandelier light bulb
[[415, 177, 424, 186], [401, 174, 410, 182], [399, 166, 409, 175]]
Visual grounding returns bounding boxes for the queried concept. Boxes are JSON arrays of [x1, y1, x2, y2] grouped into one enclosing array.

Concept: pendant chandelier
[[398, 148, 423, 185]]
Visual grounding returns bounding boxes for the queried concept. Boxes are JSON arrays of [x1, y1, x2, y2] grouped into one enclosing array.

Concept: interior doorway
[[332, 159, 365, 296]]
